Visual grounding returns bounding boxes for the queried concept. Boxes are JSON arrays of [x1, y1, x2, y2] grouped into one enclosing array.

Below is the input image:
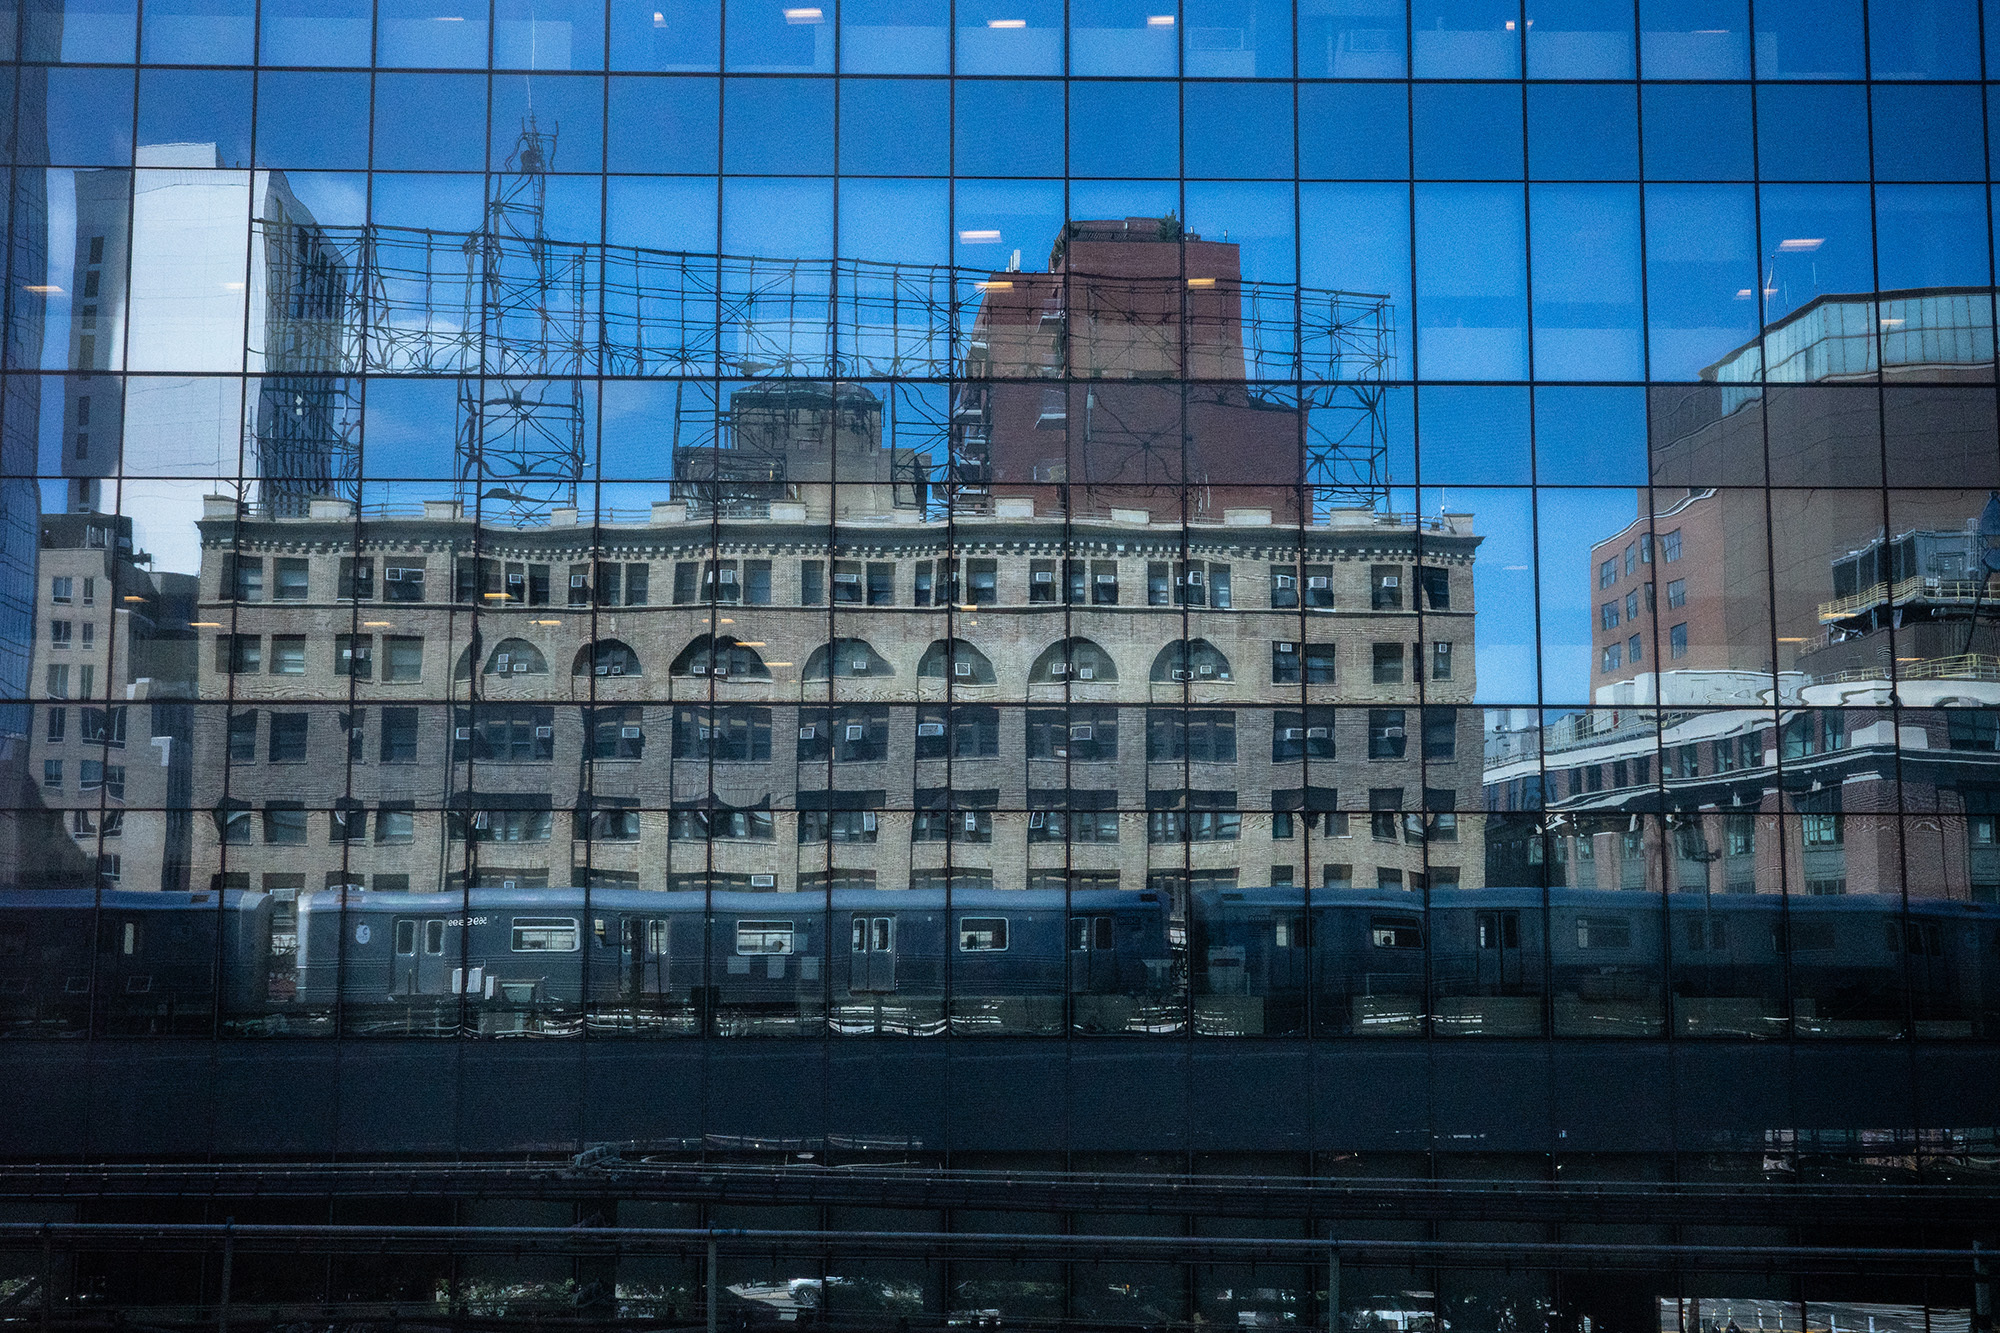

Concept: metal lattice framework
[[257, 198, 1395, 520]]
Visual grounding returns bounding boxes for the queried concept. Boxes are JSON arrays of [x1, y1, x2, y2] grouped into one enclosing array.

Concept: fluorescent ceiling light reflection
[[1147, 13, 1175, 24], [784, 6, 824, 21], [1735, 288, 1755, 298], [988, 18, 1027, 27], [1777, 238, 1824, 251], [959, 229, 1002, 243]]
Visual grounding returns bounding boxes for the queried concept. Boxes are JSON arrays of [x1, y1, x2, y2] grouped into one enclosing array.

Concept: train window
[[737, 920, 795, 955], [960, 918, 1008, 951], [1575, 916, 1631, 949], [647, 920, 667, 955], [394, 920, 416, 954], [424, 920, 446, 954], [1370, 916, 1422, 949], [1069, 915, 1114, 951], [512, 918, 580, 952], [851, 918, 868, 951], [872, 918, 893, 952], [1274, 916, 1302, 948], [121, 921, 138, 956]]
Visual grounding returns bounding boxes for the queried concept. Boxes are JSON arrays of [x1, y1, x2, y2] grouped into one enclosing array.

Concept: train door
[[392, 917, 420, 995], [417, 918, 454, 994], [619, 917, 645, 998], [1476, 910, 1523, 992], [1070, 913, 1115, 991], [851, 915, 896, 993]]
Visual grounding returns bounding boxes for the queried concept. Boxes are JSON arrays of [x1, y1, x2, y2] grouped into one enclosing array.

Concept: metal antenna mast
[[456, 114, 587, 524]]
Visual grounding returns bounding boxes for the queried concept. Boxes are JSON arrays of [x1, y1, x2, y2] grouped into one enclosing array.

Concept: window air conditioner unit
[[845, 724, 865, 741], [1172, 669, 1190, 681], [513, 662, 527, 673], [1277, 642, 1295, 652], [496, 655, 509, 669], [1029, 812, 1046, 828], [954, 661, 972, 676], [1276, 574, 1296, 588], [751, 874, 776, 888], [534, 726, 553, 739], [454, 726, 473, 740], [1306, 727, 1330, 740], [719, 569, 736, 583], [596, 665, 610, 675], [1188, 571, 1203, 586], [571, 575, 587, 587], [917, 722, 946, 737], [1033, 571, 1054, 583], [964, 813, 979, 831], [834, 573, 860, 583], [1283, 728, 1303, 740], [472, 812, 491, 829], [712, 665, 727, 677], [860, 812, 878, 831], [1307, 576, 1329, 589], [851, 659, 867, 672], [507, 573, 523, 586], [1383, 726, 1406, 739], [1076, 667, 1094, 680], [1069, 724, 1094, 741], [385, 568, 402, 582], [691, 663, 707, 674], [1097, 573, 1115, 584], [1050, 662, 1067, 675], [1381, 576, 1399, 588], [799, 726, 816, 739], [1198, 664, 1214, 676], [608, 664, 624, 675], [620, 726, 642, 739]]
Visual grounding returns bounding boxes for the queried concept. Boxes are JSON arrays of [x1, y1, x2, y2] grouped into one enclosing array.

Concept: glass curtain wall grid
[[0, 0, 1993, 1045]]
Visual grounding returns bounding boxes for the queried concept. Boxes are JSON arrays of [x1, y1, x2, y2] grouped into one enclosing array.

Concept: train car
[[1426, 887, 1547, 1035], [0, 889, 271, 1036], [1189, 887, 1309, 1035]]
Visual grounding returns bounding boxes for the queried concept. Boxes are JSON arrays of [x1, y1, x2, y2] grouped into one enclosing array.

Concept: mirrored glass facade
[[1, 0, 1997, 1079]]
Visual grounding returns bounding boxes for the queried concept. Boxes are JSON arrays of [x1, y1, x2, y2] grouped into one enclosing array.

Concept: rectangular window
[[595, 563, 623, 607], [1628, 634, 1642, 664], [384, 636, 424, 682], [273, 558, 310, 601], [1576, 916, 1632, 949], [959, 918, 1008, 951], [625, 563, 650, 605], [1666, 578, 1686, 608], [1271, 641, 1300, 685], [227, 555, 264, 602], [567, 563, 591, 606], [1370, 565, 1403, 610], [832, 560, 863, 603], [1030, 558, 1057, 603], [270, 635, 306, 675], [1419, 566, 1450, 610], [512, 918, 579, 952], [268, 712, 309, 762], [1601, 644, 1623, 672], [1422, 707, 1457, 760], [1371, 642, 1403, 684], [1430, 642, 1452, 680], [380, 707, 419, 763], [216, 636, 259, 675], [383, 562, 425, 601], [1269, 564, 1298, 609], [48, 620, 70, 648], [1303, 564, 1334, 609], [1669, 623, 1688, 659], [1624, 542, 1637, 575], [1145, 709, 1237, 763], [1661, 530, 1682, 562], [736, 920, 794, 954], [1304, 644, 1336, 684], [801, 560, 825, 605], [227, 711, 257, 762], [338, 557, 375, 600], [336, 634, 373, 678], [263, 803, 309, 845], [744, 559, 771, 604], [1147, 561, 1170, 605], [44, 707, 64, 743], [1092, 559, 1119, 604], [50, 576, 71, 604], [1600, 601, 1620, 630], [674, 562, 698, 603], [1599, 559, 1617, 588], [868, 561, 898, 606], [41, 760, 59, 788], [376, 805, 415, 844], [1368, 709, 1407, 759]]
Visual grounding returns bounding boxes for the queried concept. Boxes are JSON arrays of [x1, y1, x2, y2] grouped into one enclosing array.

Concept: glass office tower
[[1, 1, 1998, 1319]]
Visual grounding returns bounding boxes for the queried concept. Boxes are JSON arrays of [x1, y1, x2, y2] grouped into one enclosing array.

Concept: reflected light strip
[[1147, 13, 1175, 24], [363, 621, 394, 628], [959, 229, 1002, 243], [1187, 277, 1215, 288], [1777, 238, 1824, 251], [988, 18, 1027, 26], [784, 6, 824, 21], [189, 621, 222, 629], [978, 280, 1012, 291], [23, 285, 60, 293]]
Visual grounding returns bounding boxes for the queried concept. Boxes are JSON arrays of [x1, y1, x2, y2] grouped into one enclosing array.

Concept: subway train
[[2, 885, 1996, 1038]]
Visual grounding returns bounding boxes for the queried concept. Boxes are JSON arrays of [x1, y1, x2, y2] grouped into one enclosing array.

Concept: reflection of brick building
[[1496, 288, 2000, 926], [191, 481, 1484, 912], [956, 218, 1313, 523], [24, 514, 197, 892]]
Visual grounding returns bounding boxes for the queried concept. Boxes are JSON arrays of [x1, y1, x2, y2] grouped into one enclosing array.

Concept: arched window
[[1150, 639, 1232, 683], [917, 639, 996, 684], [1028, 637, 1118, 683], [670, 635, 772, 680], [483, 638, 548, 676], [452, 637, 483, 681], [802, 638, 894, 680], [572, 640, 643, 677]]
